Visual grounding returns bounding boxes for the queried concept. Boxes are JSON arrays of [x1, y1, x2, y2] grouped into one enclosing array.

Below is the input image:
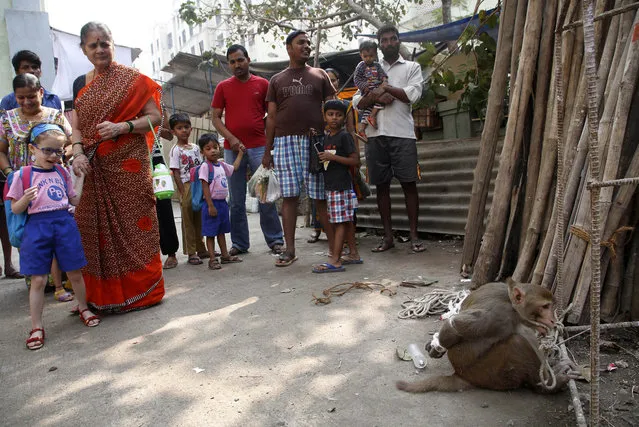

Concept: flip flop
[[276, 252, 298, 267], [221, 255, 243, 264], [411, 241, 427, 253], [4, 268, 25, 279], [312, 262, 345, 273], [163, 257, 178, 269], [340, 257, 363, 265], [372, 239, 395, 253], [188, 255, 203, 265]]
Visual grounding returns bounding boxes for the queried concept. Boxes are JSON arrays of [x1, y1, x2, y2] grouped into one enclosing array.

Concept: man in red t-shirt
[[212, 44, 284, 255]]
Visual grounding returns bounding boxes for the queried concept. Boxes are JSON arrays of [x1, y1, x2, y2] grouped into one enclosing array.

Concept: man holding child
[[354, 24, 425, 253]]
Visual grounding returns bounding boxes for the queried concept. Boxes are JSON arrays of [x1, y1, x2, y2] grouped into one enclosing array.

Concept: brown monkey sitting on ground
[[396, 278, 577, 393]]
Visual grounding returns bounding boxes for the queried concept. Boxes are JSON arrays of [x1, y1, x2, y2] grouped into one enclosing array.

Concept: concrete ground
[[0, 203, 574, 426]]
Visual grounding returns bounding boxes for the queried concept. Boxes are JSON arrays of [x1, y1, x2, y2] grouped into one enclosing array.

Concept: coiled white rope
[[398, 289, 470, 319]]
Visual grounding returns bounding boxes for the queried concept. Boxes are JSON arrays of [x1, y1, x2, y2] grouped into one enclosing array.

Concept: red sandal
[[79, 308, 100, 327], [26, 328, 45, 350]]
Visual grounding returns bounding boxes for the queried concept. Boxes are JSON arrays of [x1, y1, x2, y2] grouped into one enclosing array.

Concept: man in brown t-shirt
[[261, 30, 336, 267]]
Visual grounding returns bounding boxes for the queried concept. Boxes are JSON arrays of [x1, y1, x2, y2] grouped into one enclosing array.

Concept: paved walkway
[[0, 205, 571, 426]]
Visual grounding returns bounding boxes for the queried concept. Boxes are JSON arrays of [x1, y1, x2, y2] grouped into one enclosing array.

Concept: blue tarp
[[361, 8, 499, 43]]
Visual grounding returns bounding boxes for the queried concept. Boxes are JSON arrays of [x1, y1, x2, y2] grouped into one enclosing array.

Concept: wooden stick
[[460, 0, 517, 276], [565, 320, 639, 332], [519, 0, 559, 257], [472, 0, 544, 287], [509, 0, 528, 94]]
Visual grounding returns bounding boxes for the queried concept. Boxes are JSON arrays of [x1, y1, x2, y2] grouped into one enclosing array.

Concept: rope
[[398, 289, 470, 319], [312, 281, 396, 305], [569, 225, 634, 259]]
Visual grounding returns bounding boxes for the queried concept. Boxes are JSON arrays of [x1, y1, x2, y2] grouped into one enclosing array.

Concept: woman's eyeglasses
[[35, 147, 64, 157]]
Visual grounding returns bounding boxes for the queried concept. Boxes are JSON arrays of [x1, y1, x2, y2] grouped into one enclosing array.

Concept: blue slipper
[[312, 262, 345, 273], [340, 257, 363, 265]]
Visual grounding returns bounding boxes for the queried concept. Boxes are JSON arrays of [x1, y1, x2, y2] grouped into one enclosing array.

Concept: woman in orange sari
[[71, 22, 165, 313]]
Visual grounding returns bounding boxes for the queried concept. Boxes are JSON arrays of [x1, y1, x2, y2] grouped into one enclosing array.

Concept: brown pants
[[180, 182, 207, 255]]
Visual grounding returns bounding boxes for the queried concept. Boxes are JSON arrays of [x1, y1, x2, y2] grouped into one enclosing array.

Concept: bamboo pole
[[554, 22, 630, 305], [620, 220, 639, 315], [460, 0, 517, 277], [512, 1, 575, 283], [472, 0, 544, 287], [566, 10, 639, 323], [509, 0, 528, 94], [563, 29, 584, 129], [600, 214, 628, 320], [519, 0, 559, 256]]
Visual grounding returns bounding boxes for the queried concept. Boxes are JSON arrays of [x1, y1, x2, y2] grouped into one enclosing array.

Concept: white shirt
[[352, 56, 423, 140]]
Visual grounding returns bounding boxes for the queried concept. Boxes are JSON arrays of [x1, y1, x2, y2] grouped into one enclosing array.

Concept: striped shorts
[[327, 189, 358, 224], [273, 135, 324, 199]]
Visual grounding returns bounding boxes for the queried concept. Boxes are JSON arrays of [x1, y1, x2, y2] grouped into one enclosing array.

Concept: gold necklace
[[19, 108, 44, 121]]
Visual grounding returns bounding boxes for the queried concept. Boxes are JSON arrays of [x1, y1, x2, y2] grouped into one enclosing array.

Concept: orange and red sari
[[74, 63, 165, 313]]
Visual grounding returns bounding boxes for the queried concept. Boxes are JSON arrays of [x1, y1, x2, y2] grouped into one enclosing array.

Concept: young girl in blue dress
[[7, 123, 100, 350]]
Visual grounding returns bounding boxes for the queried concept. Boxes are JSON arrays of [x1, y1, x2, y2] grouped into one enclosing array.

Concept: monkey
[[396, 278, 578, 393]]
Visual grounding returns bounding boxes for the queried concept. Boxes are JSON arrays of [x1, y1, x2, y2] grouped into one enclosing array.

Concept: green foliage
[[414, 11, 498, 119], [179, 0, 421, 48]]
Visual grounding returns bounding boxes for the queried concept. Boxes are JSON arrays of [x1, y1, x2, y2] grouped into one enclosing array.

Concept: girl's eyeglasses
[[35, 146, 64, 157]]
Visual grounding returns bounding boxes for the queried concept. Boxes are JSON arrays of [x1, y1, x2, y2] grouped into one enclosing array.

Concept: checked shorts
[[327, 190, 358, 224], [273, 135, 325, 200]]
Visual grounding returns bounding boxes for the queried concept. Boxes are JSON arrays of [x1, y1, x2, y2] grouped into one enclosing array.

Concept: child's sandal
[[26, 328, 45, 350], [208, 259, 221, 270]]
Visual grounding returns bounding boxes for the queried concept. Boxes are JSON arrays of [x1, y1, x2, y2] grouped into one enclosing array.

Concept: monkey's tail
[[396, 374, 473, 393]]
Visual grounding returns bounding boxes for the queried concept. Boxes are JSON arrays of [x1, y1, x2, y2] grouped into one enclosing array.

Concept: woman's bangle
[[72, 141, 84, 147], [2, 167, 13, 176], [126, 121, 134, 133]]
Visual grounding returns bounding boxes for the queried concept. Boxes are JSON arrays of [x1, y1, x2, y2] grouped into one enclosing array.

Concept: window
[[248, 33, 255, 47], [215, 14, 221, 25], [189, 25, 194, 37], [190, 46, 196, 54], [150, 43, 154, 55], [152, 62, 156, 73], [199, 40, 205, 54], [157, 58, 161, 70], [217, 34, 224, 48], [178, 37, 182, 48], [170, 52, 174, 59], [182, 30, 187, 43], [156, 39, 159, 50], [167, 32, 173, 49]]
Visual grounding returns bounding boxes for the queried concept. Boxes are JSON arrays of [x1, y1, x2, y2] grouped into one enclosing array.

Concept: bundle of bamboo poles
[[461, 0, 639, 324]]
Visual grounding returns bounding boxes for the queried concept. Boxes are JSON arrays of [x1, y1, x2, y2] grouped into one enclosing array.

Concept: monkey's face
[[510, 283, 556, 335]]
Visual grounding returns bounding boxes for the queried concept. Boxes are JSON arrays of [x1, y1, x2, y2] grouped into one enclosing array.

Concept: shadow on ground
[[0, 209, 574, 426]]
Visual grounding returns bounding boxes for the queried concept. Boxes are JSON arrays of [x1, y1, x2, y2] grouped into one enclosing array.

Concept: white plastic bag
[[248, 165, 270, 201], [265, 170, 281, 203]]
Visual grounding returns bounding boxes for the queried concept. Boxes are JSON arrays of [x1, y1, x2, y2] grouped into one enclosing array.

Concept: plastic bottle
[[407, 343, 427, 369], [152, 163, 175, 200]]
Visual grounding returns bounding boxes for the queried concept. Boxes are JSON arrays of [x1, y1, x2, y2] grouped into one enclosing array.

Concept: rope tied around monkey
[[402, 289, 581, 391]]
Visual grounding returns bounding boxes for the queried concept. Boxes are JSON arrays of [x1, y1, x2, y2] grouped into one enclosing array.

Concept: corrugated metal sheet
[[357, 137, 502, 236]]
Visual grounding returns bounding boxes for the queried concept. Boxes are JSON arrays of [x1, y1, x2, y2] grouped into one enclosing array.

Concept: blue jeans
[[224, 146, 283, 251]]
